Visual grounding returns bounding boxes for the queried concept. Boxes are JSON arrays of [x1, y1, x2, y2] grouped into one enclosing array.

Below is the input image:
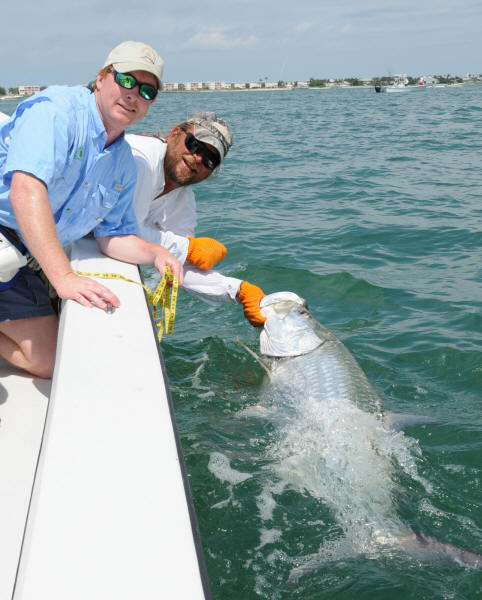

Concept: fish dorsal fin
[[234, 338, 272, 376]]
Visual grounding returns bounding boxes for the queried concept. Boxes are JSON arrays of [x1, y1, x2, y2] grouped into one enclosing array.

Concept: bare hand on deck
[[54, 271, 120, 310]]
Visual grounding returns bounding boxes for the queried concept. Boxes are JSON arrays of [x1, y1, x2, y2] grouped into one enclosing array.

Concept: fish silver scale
[[269, 331, 383, 416]]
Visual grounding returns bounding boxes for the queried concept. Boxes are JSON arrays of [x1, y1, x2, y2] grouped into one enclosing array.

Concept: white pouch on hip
[[0, 231, 27, 283]]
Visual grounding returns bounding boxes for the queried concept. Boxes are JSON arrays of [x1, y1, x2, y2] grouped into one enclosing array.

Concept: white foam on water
[[287, 537, 358, 584], [256, 489, 277, 521], [237, 404, 271, 419], [248, 379, 429, 572], [192, 352, 209, 388], [211, 491, 234, 510], [419, 497, 446, 518], [208, 451, 252, 485], [256, 527, 282, 549], [443, 463, 466, 473]]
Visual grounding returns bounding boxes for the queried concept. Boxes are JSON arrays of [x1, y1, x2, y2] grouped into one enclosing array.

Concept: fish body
[[260, 292, 383, 416], [248, 292, 481, 577]]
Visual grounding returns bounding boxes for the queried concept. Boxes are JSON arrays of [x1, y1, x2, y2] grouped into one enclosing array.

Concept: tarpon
[[239, 291, 481, 580]]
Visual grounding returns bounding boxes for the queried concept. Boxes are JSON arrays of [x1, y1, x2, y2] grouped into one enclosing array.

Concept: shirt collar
[[88, 91, 127, 149], [88, 91, 107, 142]]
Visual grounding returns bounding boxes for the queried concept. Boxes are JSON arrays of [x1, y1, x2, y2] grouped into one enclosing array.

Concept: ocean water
[[141, 86, 481, 600], [2, 85, 481, 598]]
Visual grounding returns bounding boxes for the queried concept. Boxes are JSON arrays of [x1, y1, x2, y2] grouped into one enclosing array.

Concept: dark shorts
[[0, 265, 56, 321]]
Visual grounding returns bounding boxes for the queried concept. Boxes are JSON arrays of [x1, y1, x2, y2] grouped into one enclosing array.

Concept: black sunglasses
[[184, 132, 220, 170], [109, 68, 158, 101]]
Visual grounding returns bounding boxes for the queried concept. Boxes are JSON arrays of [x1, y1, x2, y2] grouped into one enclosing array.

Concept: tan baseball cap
[[103, 41, 164, 89]]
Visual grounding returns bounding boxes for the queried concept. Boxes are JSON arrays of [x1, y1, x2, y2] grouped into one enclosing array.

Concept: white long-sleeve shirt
[[126, 133, 242, 306]]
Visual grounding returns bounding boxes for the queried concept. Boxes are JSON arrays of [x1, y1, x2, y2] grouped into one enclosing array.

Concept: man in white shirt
[[126, 112, 266, 326]]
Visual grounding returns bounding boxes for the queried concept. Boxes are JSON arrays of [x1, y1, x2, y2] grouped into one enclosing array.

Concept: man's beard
[[164, 148, 199, 187]]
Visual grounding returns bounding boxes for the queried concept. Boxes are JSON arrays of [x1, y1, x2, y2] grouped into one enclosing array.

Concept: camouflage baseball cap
[[187, 112, 233, 161]]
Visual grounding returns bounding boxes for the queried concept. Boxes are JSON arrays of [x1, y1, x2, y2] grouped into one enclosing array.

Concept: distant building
[[18, 85, 40, 96]]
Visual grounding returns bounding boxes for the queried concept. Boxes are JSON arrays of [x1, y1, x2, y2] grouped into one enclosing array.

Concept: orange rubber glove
[[237, 281, 266, 327], [187, 237, 227, 270]]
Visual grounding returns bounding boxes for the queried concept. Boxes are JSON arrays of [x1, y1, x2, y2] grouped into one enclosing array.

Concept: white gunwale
[[1, 237, 211, 599]]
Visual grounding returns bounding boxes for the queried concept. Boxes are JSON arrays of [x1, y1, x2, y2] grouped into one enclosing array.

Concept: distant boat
[[376, 76, 426, 93]]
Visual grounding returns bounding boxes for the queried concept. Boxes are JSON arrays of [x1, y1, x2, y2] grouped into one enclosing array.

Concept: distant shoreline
[[0, 82, 471, 101], [156, 82, 468, 93]]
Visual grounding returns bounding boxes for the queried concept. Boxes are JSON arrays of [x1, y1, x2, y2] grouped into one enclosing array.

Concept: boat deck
[[0, 360, 50, 600], [0, 238, 210, 599]]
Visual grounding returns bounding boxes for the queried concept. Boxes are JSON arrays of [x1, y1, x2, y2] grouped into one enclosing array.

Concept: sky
[[1, 0, 481, 89]]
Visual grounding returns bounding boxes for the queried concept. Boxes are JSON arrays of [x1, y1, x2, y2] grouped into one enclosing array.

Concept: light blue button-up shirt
[[0, 86, 139, 250]]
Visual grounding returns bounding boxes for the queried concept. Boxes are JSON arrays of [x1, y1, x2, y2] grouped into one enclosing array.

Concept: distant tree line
[[433, 74, 464, 84], [0, 85, 48, 96], [309, 78, 327, 87], [309, 77, 364, 87], [0, 86, 19, 95]]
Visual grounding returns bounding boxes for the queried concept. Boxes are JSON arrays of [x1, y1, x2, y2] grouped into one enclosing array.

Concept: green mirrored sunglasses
[[109, 68, 158, 101]]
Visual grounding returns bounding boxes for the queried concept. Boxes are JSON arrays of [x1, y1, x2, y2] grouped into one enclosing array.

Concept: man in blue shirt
[[0, 41, 183, 378]]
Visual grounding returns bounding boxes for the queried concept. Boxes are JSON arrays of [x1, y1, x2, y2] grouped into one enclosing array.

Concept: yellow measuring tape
[[74, 267, 178, 342]]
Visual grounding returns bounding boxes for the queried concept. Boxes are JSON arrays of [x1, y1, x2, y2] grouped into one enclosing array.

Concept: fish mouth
[[260, 291, 306, 313], [259, 291, 323, 357], [260, 292, 307, 322]]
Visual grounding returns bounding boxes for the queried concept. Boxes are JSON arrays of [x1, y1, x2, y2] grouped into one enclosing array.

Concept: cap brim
[[111, 60, 162, 88], [193, 126, 225, 161]]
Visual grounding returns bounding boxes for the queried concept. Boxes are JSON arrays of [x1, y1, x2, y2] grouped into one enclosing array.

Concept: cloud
[[1, 0, 482, 86], [295, 22, 312, 33], [181, 31, 257, 50]]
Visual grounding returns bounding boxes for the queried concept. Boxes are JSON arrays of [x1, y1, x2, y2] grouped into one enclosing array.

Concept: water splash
[[245, 378, 429, 578]]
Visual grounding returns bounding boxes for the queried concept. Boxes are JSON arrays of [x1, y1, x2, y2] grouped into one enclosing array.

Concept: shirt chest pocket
[[89, 183, 120, 220]]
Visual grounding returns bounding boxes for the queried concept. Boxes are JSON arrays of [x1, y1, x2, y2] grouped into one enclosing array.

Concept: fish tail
[[414, 531, 482, 569]]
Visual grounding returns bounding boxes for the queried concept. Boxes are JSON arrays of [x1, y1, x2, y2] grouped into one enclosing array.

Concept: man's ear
[[95, 73, 105, 92], [166, 126, 181, 142]]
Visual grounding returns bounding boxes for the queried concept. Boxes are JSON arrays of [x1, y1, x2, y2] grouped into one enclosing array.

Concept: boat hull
[[382, 85, 426, 93]]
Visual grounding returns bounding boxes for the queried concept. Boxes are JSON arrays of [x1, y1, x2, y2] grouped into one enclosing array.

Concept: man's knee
[[0, 314, 58, 378], [28, 317, 58, 378], [29, 352, 56, 379]]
